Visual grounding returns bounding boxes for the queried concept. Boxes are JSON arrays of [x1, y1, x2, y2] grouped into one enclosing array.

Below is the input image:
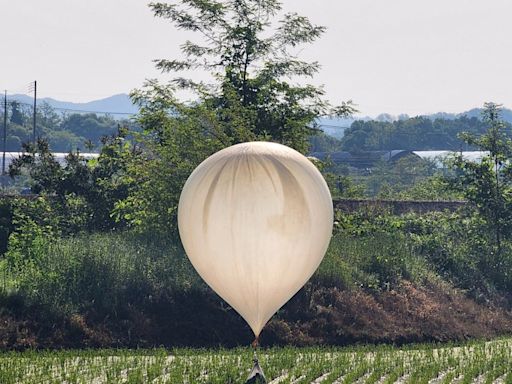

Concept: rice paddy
[[2, 338, 512, 383]]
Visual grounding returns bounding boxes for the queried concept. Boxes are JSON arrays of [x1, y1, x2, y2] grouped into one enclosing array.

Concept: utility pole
[[32, 81, 37, 146], [2, 90, 6, 175]]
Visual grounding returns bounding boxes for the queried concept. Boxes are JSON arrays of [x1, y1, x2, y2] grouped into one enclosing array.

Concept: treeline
[[339, 115, 512, 151], [3, 101, 504, 155], [1, 101, 134, 152]]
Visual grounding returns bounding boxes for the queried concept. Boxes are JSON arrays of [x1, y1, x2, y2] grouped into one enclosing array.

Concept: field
[[2, 339, 512, 384]]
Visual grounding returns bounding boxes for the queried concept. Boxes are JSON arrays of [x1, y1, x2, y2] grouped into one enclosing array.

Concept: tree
[[363, 156, 438, 197], [9, 129, 139, 231], [10, 101, 25, 126], [122, 0, 356, 233], [138, 0, 355, 152], [340, 115, 496, 152], [448, 103, 512, 265], [309, 131, 343, 152], [60, 113, 118, 145], [37, 102, 61, 131]]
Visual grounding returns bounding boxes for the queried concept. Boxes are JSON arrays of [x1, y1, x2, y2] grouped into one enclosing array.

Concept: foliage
[[4, 197, 61, 274], [8, 131, 138, 232], [363, 156, 438, 197], [1, 101, 130, 152], [315, 150, 459, 200], [447, 103, 512, 258], [59, 113, 118, 146], [9, 101, 24, 126], [332, 206, 512, 293], [115, 87, 226, 233], [309, 131, 343, 153], [321, 155, 453, 200], [3, 132, 137, 270], [120, 0, 356, 233], [315, 231, 427, 290], [340, 115, 510, 151], [389, 175, 462, 201], [8, 231, 201, 316], [324, 174, 366, 198], [148, 0, 355, 152], [361, 156, 458, 199], [0, 199, 14, 256]]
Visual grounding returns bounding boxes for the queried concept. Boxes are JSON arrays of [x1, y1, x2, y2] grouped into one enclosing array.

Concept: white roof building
[[413, 151, 488, 167]]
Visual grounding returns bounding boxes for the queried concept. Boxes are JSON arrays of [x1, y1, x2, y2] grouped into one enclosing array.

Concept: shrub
[[0, 199, 14, 256], [315, 231, 429, 291], [9, 231, 202, 317]]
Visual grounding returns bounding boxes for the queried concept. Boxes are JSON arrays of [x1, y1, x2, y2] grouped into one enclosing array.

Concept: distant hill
[[8, 93, 138, 118], [365, 108, 512, 124]]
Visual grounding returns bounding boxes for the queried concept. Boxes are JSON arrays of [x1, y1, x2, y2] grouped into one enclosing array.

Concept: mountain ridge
[[7, 93, 138, 117]]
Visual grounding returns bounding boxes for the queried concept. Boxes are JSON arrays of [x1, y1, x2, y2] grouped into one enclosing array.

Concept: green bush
[[330, 208, 512, 295], [8, 204, 512, 322], [0, 198, 14, 256], [9, 232, 202, 316], [315, 231, 429, 290]]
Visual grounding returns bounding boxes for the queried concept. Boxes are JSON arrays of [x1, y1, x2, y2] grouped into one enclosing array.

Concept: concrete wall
[[333, 199, 467, 215]]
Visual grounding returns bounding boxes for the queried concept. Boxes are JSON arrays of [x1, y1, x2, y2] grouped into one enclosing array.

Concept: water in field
[[1, 338, 512, 383]]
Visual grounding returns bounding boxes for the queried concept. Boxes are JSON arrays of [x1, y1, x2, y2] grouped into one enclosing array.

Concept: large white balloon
[[178, 142, 333, 337]]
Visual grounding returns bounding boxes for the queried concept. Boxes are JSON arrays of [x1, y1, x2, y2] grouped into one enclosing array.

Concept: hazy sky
[[2, 0, 511, 116]]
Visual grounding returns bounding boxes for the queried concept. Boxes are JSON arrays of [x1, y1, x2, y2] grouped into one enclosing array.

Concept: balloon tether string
[[252, 336, 260, 361], [246, 335, 266, 383]]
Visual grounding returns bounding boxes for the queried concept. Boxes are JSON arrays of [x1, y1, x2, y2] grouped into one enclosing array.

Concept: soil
[[1, 280, 511, 350]]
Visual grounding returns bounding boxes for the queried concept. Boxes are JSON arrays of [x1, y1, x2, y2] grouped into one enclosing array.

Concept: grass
[[3, 231, 203, 315], [1, 228, 511, 349], [315, 231, 431, 290], [3, 229, 429, 318], [1, 338, 512, 383]]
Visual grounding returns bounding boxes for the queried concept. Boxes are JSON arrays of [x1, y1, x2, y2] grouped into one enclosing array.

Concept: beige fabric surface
[[178, 142, 333, 337]]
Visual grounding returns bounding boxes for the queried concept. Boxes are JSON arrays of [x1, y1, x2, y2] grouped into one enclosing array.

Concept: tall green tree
[[9, 101, 25, 126], [137, 0, 355, 152], [448, 103, 512, 264], [122, 0, 355, 233], [60, 113, 118, 145]]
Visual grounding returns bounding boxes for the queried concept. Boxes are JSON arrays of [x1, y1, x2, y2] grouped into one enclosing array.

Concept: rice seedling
[[1, 338, 512, 383]]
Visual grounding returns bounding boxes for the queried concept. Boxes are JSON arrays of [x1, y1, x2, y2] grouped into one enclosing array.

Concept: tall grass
[[7, 232, 203, 316], [315, 232, 431, 290], [4, 228, 435, 317]]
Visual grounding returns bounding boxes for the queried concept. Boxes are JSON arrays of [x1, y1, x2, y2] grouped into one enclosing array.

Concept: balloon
[[178, 142, 333, 337]]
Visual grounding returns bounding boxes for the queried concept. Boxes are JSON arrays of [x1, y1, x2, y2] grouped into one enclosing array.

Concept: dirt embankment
[[265, 281, 512, 345], [1, 280, 511, 350]]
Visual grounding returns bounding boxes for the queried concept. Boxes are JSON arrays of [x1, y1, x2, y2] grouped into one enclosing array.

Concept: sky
[[2, 0, 512, 116]]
